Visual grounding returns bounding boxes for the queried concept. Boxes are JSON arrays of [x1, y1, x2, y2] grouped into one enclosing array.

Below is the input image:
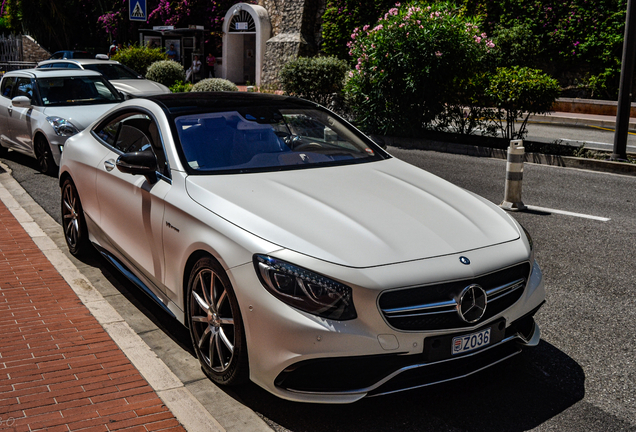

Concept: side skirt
[[93, 243, 179, 320]]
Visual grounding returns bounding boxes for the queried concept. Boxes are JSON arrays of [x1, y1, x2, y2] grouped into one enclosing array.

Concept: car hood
[[111, 79, 171, 96], [185, 158, 520, 268], [42, 104, 120, 130]]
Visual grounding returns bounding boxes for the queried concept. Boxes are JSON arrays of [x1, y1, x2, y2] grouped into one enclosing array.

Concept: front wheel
[[35, 136, 57, 176], [61, 177, 90, 256], [187, 256, 249, 385]]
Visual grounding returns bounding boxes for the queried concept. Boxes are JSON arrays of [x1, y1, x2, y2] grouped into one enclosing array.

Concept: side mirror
[[116, 151, 158, 184], [11, 96, 32, 108]]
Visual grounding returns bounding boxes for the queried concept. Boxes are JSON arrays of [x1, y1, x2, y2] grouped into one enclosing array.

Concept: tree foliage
[[321, 0, 396, 60], [460, 0, 627, 98], [0, 0, 251, 54]]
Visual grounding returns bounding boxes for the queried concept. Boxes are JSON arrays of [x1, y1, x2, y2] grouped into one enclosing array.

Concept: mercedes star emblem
[[457, 284, 487, 323]]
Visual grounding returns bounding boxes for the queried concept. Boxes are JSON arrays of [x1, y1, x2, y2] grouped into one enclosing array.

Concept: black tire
[[61, 177, 90, 256], [35, 136, 57, 176], [187, 256, 249, 385], [0, 144, 7, 157]]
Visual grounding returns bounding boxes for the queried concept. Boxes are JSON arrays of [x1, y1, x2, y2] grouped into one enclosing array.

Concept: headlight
[[254, 255, 357, 320], [47, 117, 80, 136]]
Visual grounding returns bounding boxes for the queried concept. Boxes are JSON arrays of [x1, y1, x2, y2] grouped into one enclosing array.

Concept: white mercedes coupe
[[59, 93, 545, 403]]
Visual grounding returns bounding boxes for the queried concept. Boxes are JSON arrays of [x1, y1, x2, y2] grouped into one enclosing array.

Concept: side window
[[67, 63, 81, 69], [1, 77, 16, 99], [94, 112, 169, 177], [96, 121, 120, 147], [116, 122, 152, 153], [14, 77, 34, 99]]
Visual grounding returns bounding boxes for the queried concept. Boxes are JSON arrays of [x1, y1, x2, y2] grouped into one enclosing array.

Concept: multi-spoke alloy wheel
[[188, 256, 248, 385], [61, 178, 89, 256]]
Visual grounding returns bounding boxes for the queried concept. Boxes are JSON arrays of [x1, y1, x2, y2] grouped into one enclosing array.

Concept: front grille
[[378, 262, 531, 331]]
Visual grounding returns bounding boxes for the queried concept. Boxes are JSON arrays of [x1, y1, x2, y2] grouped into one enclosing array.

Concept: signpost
[[613, 0, 636, 161], [129, 0, 146, 21]]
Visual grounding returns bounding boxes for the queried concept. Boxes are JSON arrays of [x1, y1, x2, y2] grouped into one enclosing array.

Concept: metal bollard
[[500, 140, 526, 211]]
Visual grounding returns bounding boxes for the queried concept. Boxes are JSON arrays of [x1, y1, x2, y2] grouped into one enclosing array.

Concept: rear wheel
[[35, 136, 57, 176], [61, 177, 90, 256], [187, 256, 249, 385]]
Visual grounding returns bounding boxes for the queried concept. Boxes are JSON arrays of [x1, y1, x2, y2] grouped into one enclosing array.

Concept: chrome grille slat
[[378, 262, 531, 331], [382, 299, 456, 316], [486, 278, 525, 299]]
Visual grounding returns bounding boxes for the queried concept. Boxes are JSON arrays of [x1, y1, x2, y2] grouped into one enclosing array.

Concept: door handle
[[104, 159, 116, 172]]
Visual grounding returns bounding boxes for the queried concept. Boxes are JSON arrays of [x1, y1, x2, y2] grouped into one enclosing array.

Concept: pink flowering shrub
[[345, 2, 495, 136], [321, 0, 397, 60]]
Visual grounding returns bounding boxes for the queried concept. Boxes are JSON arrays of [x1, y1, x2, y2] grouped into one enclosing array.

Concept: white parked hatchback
[[0, 68, 123, 174], [37, 59, 171, 98]]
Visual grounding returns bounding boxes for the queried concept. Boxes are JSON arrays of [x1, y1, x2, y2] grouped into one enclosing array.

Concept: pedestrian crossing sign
[[129, 0, 146, 21]]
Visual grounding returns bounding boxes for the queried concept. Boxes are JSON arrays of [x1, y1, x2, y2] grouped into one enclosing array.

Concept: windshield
[[37, 76, 122, 106], [83, 64, 142, 80], [174, 107, 385, 173]]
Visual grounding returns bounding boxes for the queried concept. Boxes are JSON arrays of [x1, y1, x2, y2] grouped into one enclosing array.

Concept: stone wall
[[22, 35, 50, 63], [258, 0, 327, 86], [259, 0, 284, 36]]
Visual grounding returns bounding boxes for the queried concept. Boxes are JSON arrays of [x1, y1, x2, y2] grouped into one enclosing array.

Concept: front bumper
[[229, 251, 545, 404], [274, 307, 541, 400]]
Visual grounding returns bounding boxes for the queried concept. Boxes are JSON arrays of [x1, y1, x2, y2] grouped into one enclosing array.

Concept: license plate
[[452, 328, 491, 355]]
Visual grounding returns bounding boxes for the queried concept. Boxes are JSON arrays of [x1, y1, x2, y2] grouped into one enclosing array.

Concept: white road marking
[[526, 205, 611, 222]]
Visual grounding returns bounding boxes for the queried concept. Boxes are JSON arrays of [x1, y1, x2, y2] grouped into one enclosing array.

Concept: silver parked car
[[37, 59, 171, 98], [0, 69, 123, 174], [59, 92, 545, 403]]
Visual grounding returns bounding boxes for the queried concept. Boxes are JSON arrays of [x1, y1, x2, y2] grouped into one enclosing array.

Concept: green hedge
[[146, 60, 185, 87], [111, 45, 167, 75], [191, 78, 239, 92], [279, 56, 348, 105]]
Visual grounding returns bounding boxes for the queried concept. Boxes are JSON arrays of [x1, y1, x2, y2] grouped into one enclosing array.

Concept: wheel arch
[[59, 170, 72, 187], [33, 130, 49, 147], [182, 249, 217, 329]]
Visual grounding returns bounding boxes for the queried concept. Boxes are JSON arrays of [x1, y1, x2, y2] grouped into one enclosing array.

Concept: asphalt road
[[2, 145, 635, 432], [526, 121, 636, 153]]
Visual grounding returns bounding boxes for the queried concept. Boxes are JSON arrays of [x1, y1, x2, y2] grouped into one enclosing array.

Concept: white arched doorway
[[222, 3, 271, 85]]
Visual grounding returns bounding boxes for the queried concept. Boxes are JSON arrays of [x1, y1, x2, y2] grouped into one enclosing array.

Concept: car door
[[0, 76, 17, 148], [92, 111, 171, 293], [6, 77, 36, 154]]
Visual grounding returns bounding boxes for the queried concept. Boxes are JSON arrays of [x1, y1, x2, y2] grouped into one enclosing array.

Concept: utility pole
[[613, 0, 636, 161]]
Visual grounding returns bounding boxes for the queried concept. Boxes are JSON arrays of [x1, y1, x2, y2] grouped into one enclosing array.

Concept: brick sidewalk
[[0, 199, 185, 431]]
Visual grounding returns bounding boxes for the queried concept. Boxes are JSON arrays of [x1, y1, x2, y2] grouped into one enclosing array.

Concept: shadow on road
[[229, 341, 585, 432]]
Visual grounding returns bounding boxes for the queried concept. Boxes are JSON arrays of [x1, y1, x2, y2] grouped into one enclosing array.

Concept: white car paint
[[37, 58, 171, 97], [0, 68, 123, 172], [59, 95, 545, 403]]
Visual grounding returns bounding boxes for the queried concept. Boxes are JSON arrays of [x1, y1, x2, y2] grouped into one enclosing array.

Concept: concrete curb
[[0, 162, 225, 432], [527, 112, 636, 132], [382, 136, 636, 177]]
